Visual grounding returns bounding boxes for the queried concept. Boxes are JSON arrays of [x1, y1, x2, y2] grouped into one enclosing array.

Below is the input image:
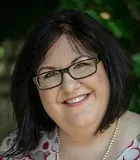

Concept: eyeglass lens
[[36, 59, 97, 89]]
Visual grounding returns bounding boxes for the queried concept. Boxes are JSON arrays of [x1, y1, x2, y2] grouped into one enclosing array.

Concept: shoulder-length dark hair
[[2, 9, 133, 157]]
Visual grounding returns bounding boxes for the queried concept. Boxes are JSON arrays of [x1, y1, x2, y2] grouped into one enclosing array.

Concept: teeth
[[65, 94, 88, 104]]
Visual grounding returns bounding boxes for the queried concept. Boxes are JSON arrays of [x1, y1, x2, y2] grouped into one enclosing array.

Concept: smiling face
[[37, 35, 110, 134]]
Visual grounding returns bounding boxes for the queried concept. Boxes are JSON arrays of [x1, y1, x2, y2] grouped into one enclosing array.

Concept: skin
[[37, 35, 113, 159], [36, 35, 140, 159], [38, 35, 110, 136]]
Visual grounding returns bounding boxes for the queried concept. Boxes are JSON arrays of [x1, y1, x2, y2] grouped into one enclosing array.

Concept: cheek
[[38, 90, 57, 111], [83, 64, 110, 101], [38, 90, 63, 123], [95, 70, 110, 108], [96, 63, 110, 92], [84, 73, 109, 93]]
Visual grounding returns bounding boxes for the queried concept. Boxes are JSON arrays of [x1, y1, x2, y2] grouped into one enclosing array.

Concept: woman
[[0, 9, 140, 160]]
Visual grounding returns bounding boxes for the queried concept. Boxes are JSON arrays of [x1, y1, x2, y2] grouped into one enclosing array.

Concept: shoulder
[[121, 111, 140, 134], [115, 111, 140, 155], [32, 130, 57, 153], [0, 130, 18, 154], [120, 110, 140, 142], [110, 111, 140, 159], [117, 132, 140, 160], [0, 130, 57, 159], [29, 130, 57, 159]]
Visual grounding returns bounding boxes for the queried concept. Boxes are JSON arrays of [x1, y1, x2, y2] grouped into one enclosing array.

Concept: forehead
[[40, 35, 91, 67]]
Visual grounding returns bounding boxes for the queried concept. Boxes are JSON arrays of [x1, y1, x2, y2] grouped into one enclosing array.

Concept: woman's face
[[38, 35, 110, 133]]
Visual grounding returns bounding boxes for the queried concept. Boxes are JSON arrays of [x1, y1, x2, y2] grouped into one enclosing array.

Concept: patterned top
[[0, 130, 140, 160]]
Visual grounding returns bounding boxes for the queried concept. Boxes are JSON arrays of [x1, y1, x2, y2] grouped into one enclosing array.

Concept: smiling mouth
[[64, 94, 90, 105]]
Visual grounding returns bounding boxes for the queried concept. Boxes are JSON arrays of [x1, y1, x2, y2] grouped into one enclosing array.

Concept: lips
[[63, 93, 90, 107], [65, 94, 88, 104]]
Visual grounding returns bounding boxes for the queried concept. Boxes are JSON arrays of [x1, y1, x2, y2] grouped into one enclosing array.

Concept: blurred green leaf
[[0, 46, 4, 58], [84, 9, 101, 21], [133, 53, 140, 78], [60, 0, 85, 9], [107, 20, 123, 38], [133, 52, 140, 63]]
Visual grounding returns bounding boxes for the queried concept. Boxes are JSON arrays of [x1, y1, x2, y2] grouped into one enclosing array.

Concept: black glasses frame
[[33, 56, 101, 90]]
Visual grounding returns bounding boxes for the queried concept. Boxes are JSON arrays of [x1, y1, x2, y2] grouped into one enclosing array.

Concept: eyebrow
[[38, 55, 91, 73], [71, 55, 91, 64]]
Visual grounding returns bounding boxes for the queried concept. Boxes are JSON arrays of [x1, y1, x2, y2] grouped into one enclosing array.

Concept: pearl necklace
[[55, 118, 120, 160]]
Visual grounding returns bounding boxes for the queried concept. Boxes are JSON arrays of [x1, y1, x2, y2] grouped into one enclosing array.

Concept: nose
[[61, 73, 81, 93]]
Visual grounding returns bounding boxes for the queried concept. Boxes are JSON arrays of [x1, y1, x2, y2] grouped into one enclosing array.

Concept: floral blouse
[[0, 130, 140, 160]]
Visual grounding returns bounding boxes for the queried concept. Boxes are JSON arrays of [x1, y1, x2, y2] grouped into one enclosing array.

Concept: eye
[[74, 62, 89, 69], [43, 71, 59, 79]]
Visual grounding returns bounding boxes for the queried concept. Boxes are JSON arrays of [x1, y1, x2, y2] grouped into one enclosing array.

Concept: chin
[[70, 113, 96, 128]]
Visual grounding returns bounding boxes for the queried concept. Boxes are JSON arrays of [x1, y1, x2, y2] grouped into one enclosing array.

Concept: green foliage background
[[0, 0, 140, 140]]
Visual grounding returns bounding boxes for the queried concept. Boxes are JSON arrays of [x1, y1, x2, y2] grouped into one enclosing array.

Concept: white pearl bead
[[55, 118, 121, 160]]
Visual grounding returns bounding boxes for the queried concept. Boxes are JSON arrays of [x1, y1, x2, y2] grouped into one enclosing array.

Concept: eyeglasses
[[33, 56, 101, 90]]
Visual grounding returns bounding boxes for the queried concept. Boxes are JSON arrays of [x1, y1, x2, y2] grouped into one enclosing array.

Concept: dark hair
[[2, 9, 133, 157]]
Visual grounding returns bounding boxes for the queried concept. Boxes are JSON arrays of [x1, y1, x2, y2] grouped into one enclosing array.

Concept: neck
[[57, 120, 117, 148], [55, 119, 121, 160]]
